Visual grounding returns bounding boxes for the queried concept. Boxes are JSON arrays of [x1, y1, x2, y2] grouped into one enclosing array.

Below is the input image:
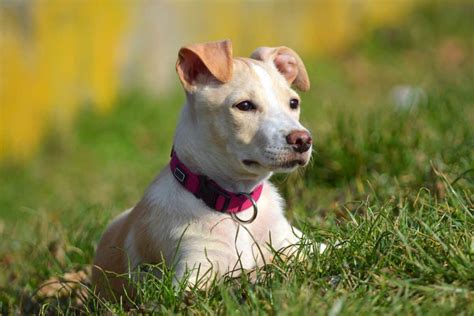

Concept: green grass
[[1, 3, 473, 314]]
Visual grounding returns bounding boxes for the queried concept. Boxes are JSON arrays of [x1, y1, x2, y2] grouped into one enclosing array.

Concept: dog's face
[[176, 40, 312, 178]]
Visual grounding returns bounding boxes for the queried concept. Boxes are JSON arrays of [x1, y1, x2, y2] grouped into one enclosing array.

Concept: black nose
[[286, 130, 312, 153]]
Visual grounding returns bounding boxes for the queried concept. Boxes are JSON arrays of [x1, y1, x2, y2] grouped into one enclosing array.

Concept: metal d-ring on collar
[[231, 192, 258, 224]]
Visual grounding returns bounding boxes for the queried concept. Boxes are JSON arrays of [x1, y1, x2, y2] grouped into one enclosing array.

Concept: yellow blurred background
[[0, 0, 423, 162]]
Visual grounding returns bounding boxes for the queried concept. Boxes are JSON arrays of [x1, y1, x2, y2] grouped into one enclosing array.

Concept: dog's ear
[[176, 40, 233, 91], [250, 46, 310, 91]]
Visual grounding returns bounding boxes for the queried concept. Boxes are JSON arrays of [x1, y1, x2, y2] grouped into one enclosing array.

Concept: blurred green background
[[0, 0, 473, 312], [1, 0, 471, 222], [0, 0, 428, 161]]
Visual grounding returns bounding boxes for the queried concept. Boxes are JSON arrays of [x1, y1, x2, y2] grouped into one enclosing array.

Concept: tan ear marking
[[176, 40, 233, 91], [250, 46, 310, 91]]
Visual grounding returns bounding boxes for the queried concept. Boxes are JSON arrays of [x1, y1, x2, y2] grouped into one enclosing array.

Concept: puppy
[[92, 40, 313, 299]]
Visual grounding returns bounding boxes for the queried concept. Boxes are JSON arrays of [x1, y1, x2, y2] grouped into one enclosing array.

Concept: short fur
[[92, 40, 313, 299]]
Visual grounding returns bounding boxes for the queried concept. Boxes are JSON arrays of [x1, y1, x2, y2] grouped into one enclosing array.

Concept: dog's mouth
[[242, 158, 306, 171], [243, 159, 260, 167], [278, 159, 306, 168]]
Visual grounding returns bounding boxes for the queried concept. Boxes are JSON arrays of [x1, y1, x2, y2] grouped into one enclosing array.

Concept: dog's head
[[175, 39, 312, 182]]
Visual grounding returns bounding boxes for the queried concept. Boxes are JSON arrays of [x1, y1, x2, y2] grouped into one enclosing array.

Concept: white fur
[[92, 51, 315, 297], [252, 63, 309, 164], [253, 64, 280, 110]]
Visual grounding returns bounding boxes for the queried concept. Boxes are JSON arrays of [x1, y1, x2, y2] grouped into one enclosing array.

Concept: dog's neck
[[172, 105, 270, 194]]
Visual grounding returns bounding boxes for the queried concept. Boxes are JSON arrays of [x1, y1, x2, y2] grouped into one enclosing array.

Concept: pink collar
[[169, 150, 263, 214]]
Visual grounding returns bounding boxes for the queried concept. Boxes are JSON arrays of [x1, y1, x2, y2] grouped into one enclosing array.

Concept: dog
[[92, 39, 314, 299]]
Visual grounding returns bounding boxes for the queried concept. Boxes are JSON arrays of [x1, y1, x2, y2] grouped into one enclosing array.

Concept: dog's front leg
[[268, 220, 327, 261]]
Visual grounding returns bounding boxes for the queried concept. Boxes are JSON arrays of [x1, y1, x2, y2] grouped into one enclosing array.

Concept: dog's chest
[[205, 207, 278, 269], [148, 177, 285, 271], [201, 218, 265, 271], [233, 224, 259, 269]]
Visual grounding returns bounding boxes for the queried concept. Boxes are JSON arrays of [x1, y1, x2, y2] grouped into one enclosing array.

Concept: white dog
[[92, 40, 314, 299]]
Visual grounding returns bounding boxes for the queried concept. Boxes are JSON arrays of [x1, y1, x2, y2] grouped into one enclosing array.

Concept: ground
[[0, 3, 473, 314]]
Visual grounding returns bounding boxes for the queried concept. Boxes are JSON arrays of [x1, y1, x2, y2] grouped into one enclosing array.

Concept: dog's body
[[92, 40, 313, 298]]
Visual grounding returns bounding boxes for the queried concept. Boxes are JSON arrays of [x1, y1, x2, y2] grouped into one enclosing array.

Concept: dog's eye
[[234, 101, 256, 111], [290, 98, 300, 110]]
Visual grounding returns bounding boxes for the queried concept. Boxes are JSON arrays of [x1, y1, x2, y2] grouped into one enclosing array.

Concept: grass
[[0, 3, 473, 314]]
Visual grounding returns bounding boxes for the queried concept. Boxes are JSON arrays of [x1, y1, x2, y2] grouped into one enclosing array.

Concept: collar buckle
[[173, 166, 187, 184]]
